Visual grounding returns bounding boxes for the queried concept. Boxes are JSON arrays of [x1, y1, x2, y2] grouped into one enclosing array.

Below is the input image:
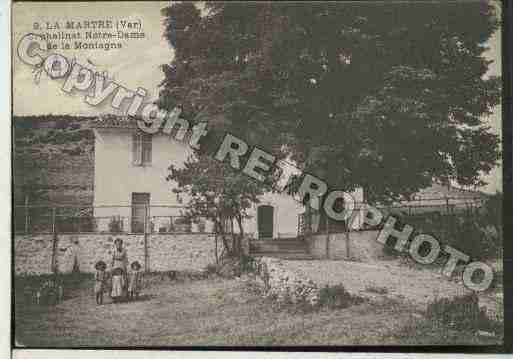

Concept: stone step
[[251, 248, 308, 255], [251, 252, 316, 260], [254, 238, 303, 243], [250, 247, 308, 255], [249, 238, 312, 260], [250, 240, 307, 251], [250, 244, 308, 252]]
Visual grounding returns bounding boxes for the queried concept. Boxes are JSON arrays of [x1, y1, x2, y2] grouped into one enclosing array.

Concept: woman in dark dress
[[111, 238, 128, 302]]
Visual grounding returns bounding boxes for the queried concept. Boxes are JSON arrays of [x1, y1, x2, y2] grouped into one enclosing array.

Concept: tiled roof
[[414, 182, 488, 201], [91, 115, 138, 129]]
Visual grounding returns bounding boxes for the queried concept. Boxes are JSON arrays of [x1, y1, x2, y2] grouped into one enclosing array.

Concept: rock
[[252, 256, 321, 308], [477, 330, 495, 338]]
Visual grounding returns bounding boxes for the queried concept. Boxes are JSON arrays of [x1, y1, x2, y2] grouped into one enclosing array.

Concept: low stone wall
[[253, 256, 320, 306], [14, 233, 224, 275], [305, 230, 384, 261]]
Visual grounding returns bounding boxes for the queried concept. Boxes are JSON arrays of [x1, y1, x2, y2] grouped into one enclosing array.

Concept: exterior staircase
[[249, 238, 315, 260]]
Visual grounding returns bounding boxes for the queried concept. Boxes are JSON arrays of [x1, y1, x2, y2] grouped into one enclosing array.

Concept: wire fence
[[13, 204, 214, 235], [298, 197, 486, 236], [14, 196, 486, 236]]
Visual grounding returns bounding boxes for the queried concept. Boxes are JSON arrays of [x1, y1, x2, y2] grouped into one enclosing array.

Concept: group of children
[[94, 260, 142, 305]]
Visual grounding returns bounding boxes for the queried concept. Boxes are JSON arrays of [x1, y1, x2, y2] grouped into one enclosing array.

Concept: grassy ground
[[14, 275, 501, 347]]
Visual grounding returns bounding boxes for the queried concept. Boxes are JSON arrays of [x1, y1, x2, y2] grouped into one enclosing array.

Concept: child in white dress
[[111, 238, 128, 302], [128, 261, 142, 301]]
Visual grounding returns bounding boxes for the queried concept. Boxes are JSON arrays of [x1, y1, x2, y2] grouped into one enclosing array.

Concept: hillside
[[13, 115, 96, 206]]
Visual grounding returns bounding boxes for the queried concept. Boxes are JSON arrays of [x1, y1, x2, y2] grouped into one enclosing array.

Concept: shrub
[[252, 258, 365, 312], [195, 219, 206, 233], [36, 279, 64, 305], [109, 216, 123, 233], [217, 258, 241, 278], [240, 254, 256, 273], [365, 284, 388, 294], [205, 263, 219, 275], [254, 257, 319, 310], [382, 211, 500, 262], [15, 272, 93, 305], [426, 293, 502, 333], [318, 284, 365, 309], [174, 217, 192, 233]]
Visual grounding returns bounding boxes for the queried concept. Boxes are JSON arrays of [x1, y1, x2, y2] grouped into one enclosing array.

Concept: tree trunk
[[214, 219, 231, 256], [230, 216, 236, 254], [236, 215, 244, 274], [236, 215, 244, 255]]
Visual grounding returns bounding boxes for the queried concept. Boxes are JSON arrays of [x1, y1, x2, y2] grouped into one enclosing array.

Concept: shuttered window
[[132, 133, 152, 166]]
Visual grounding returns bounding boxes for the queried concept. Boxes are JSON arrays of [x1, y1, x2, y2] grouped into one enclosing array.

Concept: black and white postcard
[[10, 0, 510, 352]]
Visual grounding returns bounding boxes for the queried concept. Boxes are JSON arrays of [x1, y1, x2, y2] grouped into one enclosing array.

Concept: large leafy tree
[[168, 155, 268, 255], [159, 1, 500, 204]]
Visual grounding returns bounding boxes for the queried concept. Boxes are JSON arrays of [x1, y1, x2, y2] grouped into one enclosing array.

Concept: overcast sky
[[12, 1, 503, 193], [12, 1, 173, 116]]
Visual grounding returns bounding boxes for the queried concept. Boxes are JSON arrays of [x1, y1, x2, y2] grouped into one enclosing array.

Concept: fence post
[[24, 195, 29, 234], [51, 231, 59, 274], [325, 218, 330, 259], [52, 207, 56, 234], [144, 204, 149, 272], [306, 207, 311, 235], [215, 233, 218, 265], [50, 208, 58, 274], [345, 218, 350, 260]]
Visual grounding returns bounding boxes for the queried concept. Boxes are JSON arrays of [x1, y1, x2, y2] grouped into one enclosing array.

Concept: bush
[[318, 284, 365, 309], [426, 293, 502, 334], [240, 254, 256, 273], [205, 263, 219, 275], [447, 218, 498, 260], [15, 272, 93, 306], [217, 258, 242, 278], [109, 216, 123, 233], [195, 219, 206, 233], [253, 257, 319, 310], [252, 258, 365, 313], [174, 217, 192, 233], [365, 284, 388, 294], [381, 211, 500, 262]]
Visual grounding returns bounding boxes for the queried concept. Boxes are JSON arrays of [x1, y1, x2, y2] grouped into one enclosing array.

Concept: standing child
[[94, 260, 107, 305], [128, 261, 142, 301], [111, 238, 128, 302]]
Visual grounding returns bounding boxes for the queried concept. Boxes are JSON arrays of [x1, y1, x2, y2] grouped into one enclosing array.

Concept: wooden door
[[131, 193, 150, 233]]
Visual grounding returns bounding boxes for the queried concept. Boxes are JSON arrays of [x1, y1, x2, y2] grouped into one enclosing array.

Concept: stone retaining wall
[[14, 233, 224, 275], [306, 230, 384, 261]]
